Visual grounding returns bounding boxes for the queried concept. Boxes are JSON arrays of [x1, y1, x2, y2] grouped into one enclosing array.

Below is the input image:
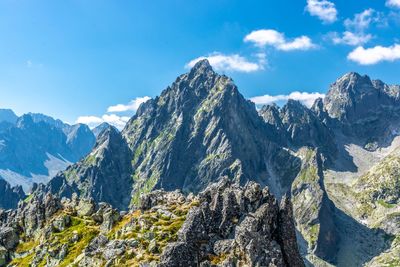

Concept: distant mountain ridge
[[0, 111, 96, 196]]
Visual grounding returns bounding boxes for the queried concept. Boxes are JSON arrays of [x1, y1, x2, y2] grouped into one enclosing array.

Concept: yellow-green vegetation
[[204, 153, 225, 163], [342, 154, 400, 222], [377, 199, 397, 209], [292, 165, 319, 189], [308, 224, 320, 247], [131, 171, 160, 206], [64, 167, 79, 181], [354, 154, 400, 206], [11, 214, 99, 267], [54, 217, 99, 267], [108, 200, 198, 266], [209, 253, 228, 265], [83, 153, 98, 166], [366, 236, 400, 267], [23, 194, 33, 203], [292, 149, 319, 189]]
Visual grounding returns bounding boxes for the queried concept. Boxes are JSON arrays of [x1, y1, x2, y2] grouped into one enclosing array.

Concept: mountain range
[[1, 60, 400, 266], [0, 110, 108, 195]]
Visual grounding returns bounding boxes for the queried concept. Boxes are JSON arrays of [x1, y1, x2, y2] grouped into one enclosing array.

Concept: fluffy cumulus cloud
[[250, 91, 325, 108], [348, 44, 400, 65], [244, 29, 317, 51], [186, 52, 265, 73], [306, 0, 338, 24], [107, 96, 151, 112], [76, 114, 130, 130], [387, 0, 400, 8]]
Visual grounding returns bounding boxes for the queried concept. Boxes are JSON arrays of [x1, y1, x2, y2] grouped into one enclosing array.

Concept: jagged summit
[[189, 58, 213, 75]]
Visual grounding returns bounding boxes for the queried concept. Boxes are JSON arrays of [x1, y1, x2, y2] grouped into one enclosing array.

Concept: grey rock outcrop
[[159, 178, 304, 267]]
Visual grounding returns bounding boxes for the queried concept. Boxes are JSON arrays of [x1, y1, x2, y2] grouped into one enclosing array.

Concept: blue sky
[[0, 0, 399, 128]]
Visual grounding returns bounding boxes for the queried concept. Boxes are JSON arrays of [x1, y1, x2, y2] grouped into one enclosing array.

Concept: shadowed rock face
[[0, 180, 303, 267], [45, 126, 133, 210], [0, 179, 25, 210]]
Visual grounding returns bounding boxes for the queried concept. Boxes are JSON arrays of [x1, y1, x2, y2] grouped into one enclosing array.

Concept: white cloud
[[244, 29, 317, 51], [76, 114, 130, 130], [329, 9, 384, 46], [107, 96, 151, 113], [331, 31, 373, 46], [306, 0, 338, 24], [250, 91, 325, 108], [186, 52, 264, 72], [387, 0, 400, 8], [344, 9, 380, 32], [348, 44, 400, 65]]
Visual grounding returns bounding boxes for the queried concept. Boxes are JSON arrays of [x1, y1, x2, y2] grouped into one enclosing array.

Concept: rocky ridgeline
[[0, 179, 303, 267]]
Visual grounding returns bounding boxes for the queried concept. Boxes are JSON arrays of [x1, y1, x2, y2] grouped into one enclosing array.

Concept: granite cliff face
[[0, 180, 302, 267]]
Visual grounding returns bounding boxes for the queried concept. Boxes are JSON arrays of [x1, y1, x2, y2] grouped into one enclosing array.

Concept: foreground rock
[[0, 179, 302, 267]]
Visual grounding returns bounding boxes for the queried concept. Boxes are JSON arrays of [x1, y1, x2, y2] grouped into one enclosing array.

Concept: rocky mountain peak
[[0, 109, 17, 124], [15, 114, 35, 129], [324, 72, 380, 122], [188, 58, 213, 77]]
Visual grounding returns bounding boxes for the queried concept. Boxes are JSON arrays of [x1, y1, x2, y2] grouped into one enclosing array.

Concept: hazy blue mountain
[[0, 109, 18, 124], [0, 112, 96, 191]]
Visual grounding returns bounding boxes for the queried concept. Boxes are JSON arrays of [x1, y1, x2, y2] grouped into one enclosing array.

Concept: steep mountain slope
[[0, 113, 95, 191], [46, 126, 133, 210]]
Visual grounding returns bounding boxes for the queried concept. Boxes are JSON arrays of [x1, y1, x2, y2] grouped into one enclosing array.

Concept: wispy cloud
[[244, 29, 317, 51], [186, 52, 265, 73], [306, 0, 338, 24], [330, 31, 373, 46], [76, 114, 130, 130], [329, 9, 384, 46], [250, 91, 325, 108], [387, 0, 400, 8], [344, 9, 379, 32], [26, 60, 43, 68], [348, 44, 400, 65], [107, 96, 151, 113]]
